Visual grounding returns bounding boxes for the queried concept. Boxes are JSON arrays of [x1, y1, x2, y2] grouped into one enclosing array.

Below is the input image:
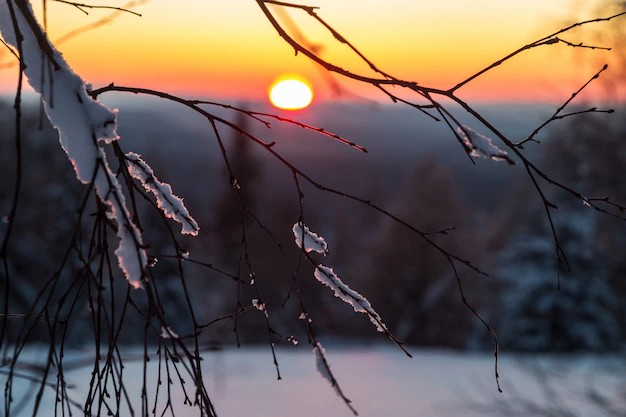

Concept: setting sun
[[269, 77, 313, 110]]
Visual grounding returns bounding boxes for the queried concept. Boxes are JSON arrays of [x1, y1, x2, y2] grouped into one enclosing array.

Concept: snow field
[[2, 346, 621, 417]]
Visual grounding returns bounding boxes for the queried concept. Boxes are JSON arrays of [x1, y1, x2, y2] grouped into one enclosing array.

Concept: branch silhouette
[[1, 1, 625, 416]]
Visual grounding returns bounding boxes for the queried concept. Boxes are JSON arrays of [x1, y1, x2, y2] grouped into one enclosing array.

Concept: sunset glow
[[0, 0, 615, 102], [269, 77, 313, 110]]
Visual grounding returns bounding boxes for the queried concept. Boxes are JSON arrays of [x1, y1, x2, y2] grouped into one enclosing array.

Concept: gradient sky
[[0, 0, 617, 103]]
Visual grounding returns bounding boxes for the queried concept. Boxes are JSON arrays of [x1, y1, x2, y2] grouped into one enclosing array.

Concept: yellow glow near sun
[[269, 76, 313, 110]]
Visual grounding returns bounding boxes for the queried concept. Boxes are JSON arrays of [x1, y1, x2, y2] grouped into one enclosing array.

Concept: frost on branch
[[0, 1, 146, 287], [457, 125, 514, 164], [314, 265, 386, 333], [126, 152, 199, 236], [292, 222, 328, 254]]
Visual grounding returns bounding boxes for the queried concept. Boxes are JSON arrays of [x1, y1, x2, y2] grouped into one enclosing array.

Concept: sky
[[0, 0, 619, 104]]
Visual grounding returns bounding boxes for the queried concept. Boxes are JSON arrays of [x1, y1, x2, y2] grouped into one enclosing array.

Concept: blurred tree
[[496, 197, 620, 351], [490, 106, 626, 351], [365, 157, 482, 347], [0, 103, 88, 343], [212, 109, 262, 266]]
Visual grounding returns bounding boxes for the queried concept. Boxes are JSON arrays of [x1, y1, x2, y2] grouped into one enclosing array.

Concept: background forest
[[2, 97, 624, 353]]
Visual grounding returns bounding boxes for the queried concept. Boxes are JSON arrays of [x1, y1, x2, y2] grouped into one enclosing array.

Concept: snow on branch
[[0, 1, 118, 181], [290, 220, 394, 339], [457, 125, 515, 164], [314, 265, 386, 333], [159, 325, 179, 339], [313, 343, 357, 416], [0, 0, 147, 287], [313, 343, 334, 386], [125, 152, 199, 236], [97, 149, 147, 289], [292, 222, 328, 254]]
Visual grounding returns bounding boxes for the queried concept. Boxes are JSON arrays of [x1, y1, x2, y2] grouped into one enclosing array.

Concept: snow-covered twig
[[125, 152, 199, 236], [292, 221, 328, 254], [457, 126, 514, 164], [313, 343, 357, 416], [314, 264, 385, 332], [95, 148, 147, 288], [0, 1, 205, 288]]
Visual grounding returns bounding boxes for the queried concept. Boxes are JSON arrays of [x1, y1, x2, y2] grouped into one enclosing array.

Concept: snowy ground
[[2, 345, 623, 417]]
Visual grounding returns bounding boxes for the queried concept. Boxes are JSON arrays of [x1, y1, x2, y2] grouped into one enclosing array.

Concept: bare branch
[[516, 64, 611, 147], [51, 0, 142, 16]]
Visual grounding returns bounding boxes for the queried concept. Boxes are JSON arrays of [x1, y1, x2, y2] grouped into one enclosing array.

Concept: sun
[[268, 76, 313, 110]]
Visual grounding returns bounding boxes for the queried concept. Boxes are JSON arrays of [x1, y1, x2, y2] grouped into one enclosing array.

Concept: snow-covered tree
[[493, 94, 626, 351], [497, 199, 620, 351]]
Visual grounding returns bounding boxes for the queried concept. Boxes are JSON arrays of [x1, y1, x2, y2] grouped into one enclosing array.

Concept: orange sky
[[0, 0, 620, 103]]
